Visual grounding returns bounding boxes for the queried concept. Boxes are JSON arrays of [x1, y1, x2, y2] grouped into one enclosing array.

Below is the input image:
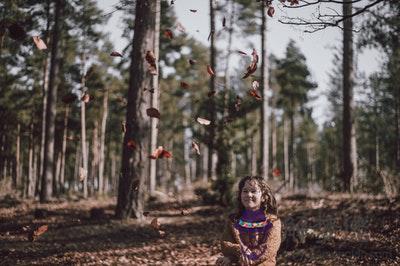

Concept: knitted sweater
[[220, 210, 282, 266]]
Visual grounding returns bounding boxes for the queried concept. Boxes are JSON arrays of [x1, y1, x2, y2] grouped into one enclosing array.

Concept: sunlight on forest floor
[[0, 191, 399, 265]]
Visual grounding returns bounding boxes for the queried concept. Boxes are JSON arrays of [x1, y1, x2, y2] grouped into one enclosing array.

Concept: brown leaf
[[267, 6, 275, 17], [237, 50, 247, 55], [222, 17, 226, 27], [207, 65, 215, 76], [146, 107, 160, 119], [145, 50, 157, 75], [150, 218, 160, 230], [180, 81, 190, 89], [272, 168, 281, 177], [252, 80, 260, 90], [149, 146, 172, 159], [29, 225, 48, 242], [81, 92, 90, 103], [192, 141, 200, 155], [235, 95, 241, 111], [32, 36, 47, 50], [197, 117, 211, 125], [164, 29, 174, 39], [127, 140, 136, 150], [248, 88, 262, 100], [189, 9, 197, 12], [110, 51, 123, 57], [188, 59, 197, 65], [242, 49, 259, 79]]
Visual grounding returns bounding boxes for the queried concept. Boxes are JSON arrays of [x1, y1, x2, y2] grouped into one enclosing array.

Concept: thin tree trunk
[[40, 0, 61, 202], [260, 1, 269, 180], [115, 0, 156, 219], [59, 105, 69, 194], [251, 135, 258, 176], [27, 122, 34, 198], [207, 0, 217, 180], [283, 116, 289, 189], [271, 110, 277, 178], [149, 0, 161, 195], [98, 88, 109, 195], [73, 141, 81, 193], [15, 123, 20, 190], [202, 145, 208, 183], [342, 0, 357, 192], [80, 53, 88, 198], [289, 113, 295, 191]]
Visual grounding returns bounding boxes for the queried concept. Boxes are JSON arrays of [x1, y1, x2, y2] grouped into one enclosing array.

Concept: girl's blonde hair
[[236, 176, 277, 216]]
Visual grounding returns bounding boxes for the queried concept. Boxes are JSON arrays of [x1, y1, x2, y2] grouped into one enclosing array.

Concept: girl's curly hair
[[236, 176, 277, 217]]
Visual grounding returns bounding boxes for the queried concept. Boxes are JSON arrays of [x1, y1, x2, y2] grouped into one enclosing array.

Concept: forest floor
[[0, 190, 399, 265]]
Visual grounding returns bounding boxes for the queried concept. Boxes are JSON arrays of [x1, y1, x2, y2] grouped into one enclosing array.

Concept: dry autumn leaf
[[197, 117, 211, 125], [149, 146, 172, 159], [146, 107, 160, 119], [145, 50, 157, 75], [164, 29, 173, 39], [32, 36, 47, 50], [180, 81, 190, 89], [150, 217, 160, 230], [267, 6, 275, 17], [110, 51, 123, 57], [81, 92, 90, 103], [188, 59, 197, 65], [248, 88, 262, 100], [252, 80, 260, 90], [235, 95, 241, 111], [192, 141, 200, 155], [237, 50, 247, 55], [127, 140, 136, 150], [272, 168, 282, 177], [207, 65, 215, 76], [242, 48, 259, 79], [28, 225, 48, 242], [222, 17, 226, 27], [189, 9, 197, 12]]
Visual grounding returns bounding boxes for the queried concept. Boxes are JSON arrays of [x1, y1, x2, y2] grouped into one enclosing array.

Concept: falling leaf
[[207, 65, 215, 76], [180, 81, 190, 89], [192, 141, 200, 155], [8, 23, 26, 41], [175, 22, 186, 33], [149, 146, 172, 159], [110, 51, 123, 57], [127, 140, 136, 150], [170, 0, 174, 5], [273, 168, 281, 177], [188, 59, 197, 65], [235, 95, 242, 111], [81, 92, 90, 103], [207, 30, 214, 41], [237, 50, 247, 55], [28, 225, 48, 242], [145, 50, 157, 75], [164, 29, 173, 39], [248, 88, 262, 100], [121, 121, 126, 133], [267, 6, 275, 17], [222, 17, 226, 27], [32, 36, 47, 50], [79, 167, 87, 182], [197, 117, 211, 125], [252, 80, 260, 90], [62, 93, 77, 104], [146, 107, 160, 119], [242, 48, 258, 79], [189, 9, 197, 12], [150, 218, 160, 230]]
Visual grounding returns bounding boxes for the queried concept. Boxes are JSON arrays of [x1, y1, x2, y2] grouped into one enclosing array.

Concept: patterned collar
[[238, 219, 269, 228]]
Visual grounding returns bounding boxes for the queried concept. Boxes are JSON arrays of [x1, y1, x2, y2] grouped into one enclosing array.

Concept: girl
[[216, 176, 282, 266]]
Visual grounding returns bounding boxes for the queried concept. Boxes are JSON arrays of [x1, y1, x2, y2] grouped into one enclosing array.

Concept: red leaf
[[110, 51, 123, 57], [81, 92, 91, 103], [160, 149, 172, 158], [146, 107, 160, 119], [242, 49, 259, 79], [267, 6, 275, 17], [150, 218, 160, 230], [145, 50, 157, 75], [164, 29, 174, 39], [207, 65, 215, 76], [149, 146, 172, 159], [189, 9, 197, 12], [192, 141, 200, 155], [32, 36, 47, 50], [180, 81, 190, 89], [272, 168, 281, 177], [248, 88, 262, 100], [127, 140, 136, 150]]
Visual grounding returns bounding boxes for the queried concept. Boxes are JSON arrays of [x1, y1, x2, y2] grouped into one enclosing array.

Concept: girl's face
[[241, 180, 263, 211]]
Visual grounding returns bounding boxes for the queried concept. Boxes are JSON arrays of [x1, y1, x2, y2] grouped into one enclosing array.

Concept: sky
[[97, 0, 382, 129]]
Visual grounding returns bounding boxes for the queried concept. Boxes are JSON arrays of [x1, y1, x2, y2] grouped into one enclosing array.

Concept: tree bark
[[342, 0, 357, 192], [91, 120, 99, 195], [149, 0, 161, 195], [283, 116, 289, 189], [40, 0, 62, 202], [59, 105, 69, 194], [15, 123, 20, 190], [80, 53, 88, 198], [260, 1, 270, 180], [115, 0, 156, 219], [98, 88, 109, 195]]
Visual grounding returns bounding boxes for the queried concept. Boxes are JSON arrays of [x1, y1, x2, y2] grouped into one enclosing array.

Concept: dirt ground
[[0, 192, 399, 265]]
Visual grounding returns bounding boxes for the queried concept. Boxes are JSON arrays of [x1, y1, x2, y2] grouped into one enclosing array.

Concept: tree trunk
[[91, 120, 99, 195], [149, 0, 161, 195], [27, 122, 34, 198], [289, 113, 295, 191], [342, 0, 357, 192], [260, 1, 269, 180], [271, 110, 277, 178], [98, 88, 109, 195], [283, 116, 289, 189], [59, 105, 69, 194], [73, 141, 81, 193], [251, 135, 258, 176], [207, 0, 217, 180], [40, 0, 62, 202], [80, 53, 88, 198], [115, 0, 156, 219], [202, 145, 208, 183], [15, 123, 20, 190]]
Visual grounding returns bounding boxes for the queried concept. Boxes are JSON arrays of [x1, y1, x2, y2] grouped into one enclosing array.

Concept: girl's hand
[[216, 256, 231, 266], [239, 254, 253, 266]]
